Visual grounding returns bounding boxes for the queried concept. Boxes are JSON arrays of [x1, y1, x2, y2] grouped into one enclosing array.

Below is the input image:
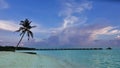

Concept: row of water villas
[[37, 47, 112, 50]]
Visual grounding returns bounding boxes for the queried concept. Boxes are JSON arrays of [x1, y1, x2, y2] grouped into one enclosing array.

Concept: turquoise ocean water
[[18, 49, 120, 68]]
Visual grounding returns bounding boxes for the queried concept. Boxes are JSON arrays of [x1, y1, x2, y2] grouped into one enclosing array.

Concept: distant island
[[0, 46, 112, 51], [0, 46, 36, 51]]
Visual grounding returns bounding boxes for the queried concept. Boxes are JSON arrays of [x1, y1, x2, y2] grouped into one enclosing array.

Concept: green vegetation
[[15, 19, 36, 51], [0, 46, 36, 51]]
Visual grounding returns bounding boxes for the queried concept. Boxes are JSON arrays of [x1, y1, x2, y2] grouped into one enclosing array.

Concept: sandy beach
[[0, 52, 74, 68]]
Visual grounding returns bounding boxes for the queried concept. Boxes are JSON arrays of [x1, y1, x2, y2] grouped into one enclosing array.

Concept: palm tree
[[14, 19, 36, 51]]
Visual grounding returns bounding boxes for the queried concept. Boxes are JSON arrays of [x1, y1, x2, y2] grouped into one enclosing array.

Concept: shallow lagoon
[[18, 49, 120, 68]]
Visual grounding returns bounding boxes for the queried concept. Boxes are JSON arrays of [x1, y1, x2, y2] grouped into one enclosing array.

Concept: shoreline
[[0, 51, 74, 68]]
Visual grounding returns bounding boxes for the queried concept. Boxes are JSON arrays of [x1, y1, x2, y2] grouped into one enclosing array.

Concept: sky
[[0, 0, 120, 48]]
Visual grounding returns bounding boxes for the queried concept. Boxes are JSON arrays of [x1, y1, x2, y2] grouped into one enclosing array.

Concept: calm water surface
[[18, 49, 120, 68]]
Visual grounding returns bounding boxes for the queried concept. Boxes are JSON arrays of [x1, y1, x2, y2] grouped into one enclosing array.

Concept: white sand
[[0, 52, 74, 68]]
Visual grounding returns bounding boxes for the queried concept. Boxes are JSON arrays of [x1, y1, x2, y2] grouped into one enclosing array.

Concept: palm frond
[[20, 32, 24, 36], [16, 19, 35, 40], [25, 19, 29, 23], [31, 26, 36, 28], [15, 19, 36, 51], [15, 27, 24, 32], [29, 21, 32, 24], [22, 30, 25, 33], [20, 21, 24, 26], [16, 30, 20, 32], [20, 20, 24, 23], [29, 31, 33, 38]]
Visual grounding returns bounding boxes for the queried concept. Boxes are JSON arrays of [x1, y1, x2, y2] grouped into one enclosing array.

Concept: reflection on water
[[17, 49, 120, 68]]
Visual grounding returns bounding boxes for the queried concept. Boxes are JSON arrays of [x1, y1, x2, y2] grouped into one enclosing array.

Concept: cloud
[[0, 0, 9, 9], [38, 0, 92, 37], [0, 20, 42, 32], [115, 35, 120, 39], [34, 23, 120, 48], [58, 0, 92, 30], [59, 0, 92, 16], [90, 26, 120, 40], [25, 0, 94, 47], [62, 16, 78, 29], [0, 20, 18, 31], [30, 0, 92, 36]]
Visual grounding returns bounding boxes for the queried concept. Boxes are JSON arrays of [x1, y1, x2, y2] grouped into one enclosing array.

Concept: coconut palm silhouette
[[15, 19, 36, 51]]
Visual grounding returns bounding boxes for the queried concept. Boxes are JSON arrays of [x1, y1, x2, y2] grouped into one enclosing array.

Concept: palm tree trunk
[[14, 32, 25, 52]]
